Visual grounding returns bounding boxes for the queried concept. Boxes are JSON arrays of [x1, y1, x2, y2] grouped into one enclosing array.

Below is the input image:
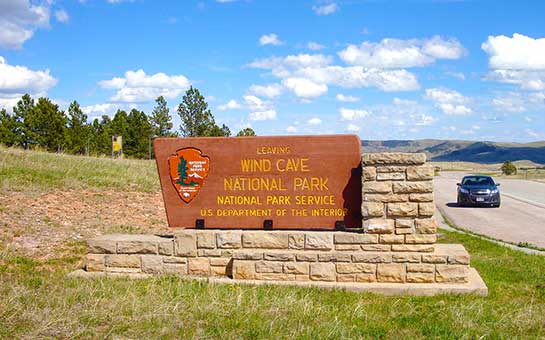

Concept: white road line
[[501, 192, 545, 210]]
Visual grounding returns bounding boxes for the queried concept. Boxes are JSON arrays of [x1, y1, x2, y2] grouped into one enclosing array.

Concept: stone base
[[68, 267, 487, 296], [80, 231, 487, 295]]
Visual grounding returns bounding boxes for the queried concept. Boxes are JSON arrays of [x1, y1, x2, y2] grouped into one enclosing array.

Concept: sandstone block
[[422, 254, 447, 264], [163, 263, 187, 274], [364, 193, 408, 203], [392, 254, 421, 263], [419, 203, 435, 217], [407, 264, 435, 273], [379, 234, 405, 244], [198, 249, 221, 257], [406, 166, 434, 181], [296, 253, 317, 262], [105, 267, 141, 274], [288, 234, 305, 250], [255, 261, 283, 273], [396, 219, 414, 228], [87, 239, 116, 254], [197, 232, 216, 249], [158, 240, 174, 255], [264, 252, 295, 261], [243, 232, 288, 249], [361, 202, 384, 218], [362, 153, 426, 165], [364, 218, 395, 234], [188, 258, 210, 276], [86, 254, 105, 271], [405, 234, 437, 244], [335, 244, 361, 251], [117, 240, 157, 254], [362, 166, 376, 181], [415, 219, 438, 234], [105, 254, 140, 268], [377, 263, 405, 283], [395, 228, 413, 235], [232, 252, 263, 260], [210, 257, 231, 266], [361, 244, 391, 252], [255, 273, 296, 281], [377, 172, 405, 181], [283, 262, 309, 275], [141, 255, 163, 274], [309, 263, 336, 281], [334, 233, 378, 244], [175, 231, 197, 257], [393, 182, 433, 194], [352, 253, 392, 263], [336, 263, 375, 274], [216, 232, 242, 249], [435, 265, 468, 283], [337, 274, 356, 282], [392, 244, 434, 252], [210, 265, 228, 277], [305, 233, 333, 250], [387, 203, 418, 217], [409, 193, 434, 202], [163, 257, 187, 264], [448, 254, 470, 265], [233, 261, 255, 279], [355, 273, 377, 282], [376, 166, 406, 173], [407, 272, 434, 283], [362, 181, 392, 194], [318, 253, 351, 262]]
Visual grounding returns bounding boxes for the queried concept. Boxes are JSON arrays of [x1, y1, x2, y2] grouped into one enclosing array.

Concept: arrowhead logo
[[168, 147, 210, 203]]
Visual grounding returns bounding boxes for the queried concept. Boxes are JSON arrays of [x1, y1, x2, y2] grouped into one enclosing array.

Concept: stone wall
[[361, 153, 437, 250]]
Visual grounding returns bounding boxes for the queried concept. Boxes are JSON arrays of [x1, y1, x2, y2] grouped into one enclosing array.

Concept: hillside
[[362, 139, 545, 165]]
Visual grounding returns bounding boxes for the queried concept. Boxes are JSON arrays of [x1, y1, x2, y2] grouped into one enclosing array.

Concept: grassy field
[[1, 147, 545, 338]]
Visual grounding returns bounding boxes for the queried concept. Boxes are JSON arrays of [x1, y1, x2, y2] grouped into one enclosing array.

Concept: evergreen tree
[[90, 115, 112, 156], [65, 101, 90, 154], [12, 94, 35, 148], [177, 86, 216, 137], [125, 108, 153, 158], [501, 160, 517, 175], [150, 96, 174, 137], [30, 97, 67, 152], [111, 109, 130, 138], [177, 156, 188, 185], [0, 109, 18, 146], [206, 123, 231, 137], [237, 127, 256, 136]]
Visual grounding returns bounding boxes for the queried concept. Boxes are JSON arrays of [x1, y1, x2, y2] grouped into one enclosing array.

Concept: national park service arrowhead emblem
[[168, 147, 210, 203]]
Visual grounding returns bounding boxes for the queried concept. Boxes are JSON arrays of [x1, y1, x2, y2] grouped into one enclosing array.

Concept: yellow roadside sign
[[113, 136, 122, 152]]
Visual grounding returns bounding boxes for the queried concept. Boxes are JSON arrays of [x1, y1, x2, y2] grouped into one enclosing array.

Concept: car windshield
[[462, 176, 495, 186]]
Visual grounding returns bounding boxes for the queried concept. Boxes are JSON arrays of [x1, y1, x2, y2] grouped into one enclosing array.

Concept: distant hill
[[362, 139, 545, 165]]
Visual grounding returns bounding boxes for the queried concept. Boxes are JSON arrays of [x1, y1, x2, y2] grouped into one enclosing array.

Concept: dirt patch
[[0, 189, 169, 259]]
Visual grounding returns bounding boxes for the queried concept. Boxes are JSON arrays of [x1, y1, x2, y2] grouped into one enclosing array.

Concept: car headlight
[[459, 187, 469, 194], [491, 189, 499, 194]]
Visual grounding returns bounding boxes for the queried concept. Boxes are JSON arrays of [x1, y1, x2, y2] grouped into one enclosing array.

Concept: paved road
[[435, 172, 545, 249]]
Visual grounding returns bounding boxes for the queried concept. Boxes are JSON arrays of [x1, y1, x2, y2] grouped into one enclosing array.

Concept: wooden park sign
[[154, 135, 362, 229]]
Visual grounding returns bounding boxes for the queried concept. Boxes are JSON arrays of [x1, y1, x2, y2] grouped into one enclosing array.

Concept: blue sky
[[1, 0, 545, 142]]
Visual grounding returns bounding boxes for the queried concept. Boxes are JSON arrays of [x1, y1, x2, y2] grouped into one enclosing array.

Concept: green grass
[[1, 230, 544, 338], [0, 146, 159, 193]]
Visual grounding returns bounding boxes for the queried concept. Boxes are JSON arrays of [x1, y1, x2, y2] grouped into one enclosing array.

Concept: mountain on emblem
[[168, 147, 210, 203]]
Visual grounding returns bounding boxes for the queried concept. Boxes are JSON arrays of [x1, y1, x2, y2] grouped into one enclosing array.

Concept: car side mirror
[[496, 183, 501, 186], [456, 183, 461, 186]]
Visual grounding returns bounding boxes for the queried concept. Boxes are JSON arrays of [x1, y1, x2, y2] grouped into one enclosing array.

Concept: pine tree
[[0, 109, 18, 146], [177, 156, 188, 185], [177, 86, 217, 137], [125, 108, 153, 158], [66, 101, 90, 154], [150, 96, 174, 137], [12, 94, 35, 148], [206, 123, 231, 137], [90, 115, 112, 156], [237, 127, 256, 136], [30, 97, 67, 152]]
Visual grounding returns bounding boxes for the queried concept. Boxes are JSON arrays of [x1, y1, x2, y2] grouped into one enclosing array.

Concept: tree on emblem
[[177, 156, 188, 185]]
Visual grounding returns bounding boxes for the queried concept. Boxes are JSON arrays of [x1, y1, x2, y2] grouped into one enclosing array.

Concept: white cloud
[[425, 88, 472, 115], [445, 71, 466, 80], [248, 54, 332, 71], [99, 69, 191, 102], [336, 94, 359, 102], [392, 97, 417, 106], [249, 109, 276, 121], [410, 113, 437, 126], [286, 125, 297, 133], [482, 34, 545, 90], [282, 77, 328, 99], [259, 33, 283, 46], [81, 103, 113, 116], [0, 0, 51, 49], [491, 95, 526, 113], [54, 9, 69, 23], [313, 3, 338, 16], [307, 117, 322, 125], [217, 99, 242, 111], [247, 83, 283, 98], [339, 107, 369, 120], [525, 129, 540, 139], [346, 123, 361, 132], [338, 36, 466, 68], [0, 56, 57, 110], [308, 42, 325, 50]]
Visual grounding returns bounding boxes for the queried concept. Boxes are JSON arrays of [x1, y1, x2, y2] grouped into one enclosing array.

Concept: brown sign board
[[154, 135, 362, 230]]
